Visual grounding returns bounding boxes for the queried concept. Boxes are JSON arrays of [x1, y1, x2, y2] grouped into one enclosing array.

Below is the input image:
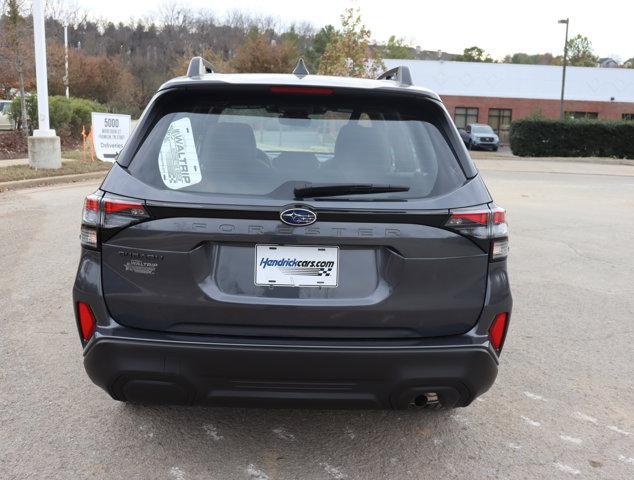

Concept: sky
[[76, 0, 633, 61]]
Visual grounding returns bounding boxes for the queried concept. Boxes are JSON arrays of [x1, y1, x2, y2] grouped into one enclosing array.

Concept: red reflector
[[103, 198, 145, 214], [77, 302, 96, 341], [270, 86, 333, 95], [489, 313, 508, 350]]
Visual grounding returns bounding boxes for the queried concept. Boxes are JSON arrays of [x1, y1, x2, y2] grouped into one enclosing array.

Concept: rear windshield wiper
[[294, 183, 410, 199]]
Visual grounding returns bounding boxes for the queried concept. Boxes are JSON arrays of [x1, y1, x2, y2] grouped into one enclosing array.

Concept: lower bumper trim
[[84, 337, 498, 409]]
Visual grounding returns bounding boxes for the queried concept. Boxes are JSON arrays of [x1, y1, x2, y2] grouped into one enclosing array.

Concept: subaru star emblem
[[280, 208, 317, 226]]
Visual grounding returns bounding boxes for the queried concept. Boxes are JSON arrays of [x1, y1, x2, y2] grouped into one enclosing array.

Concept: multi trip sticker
[[158, 117, 202, 190]]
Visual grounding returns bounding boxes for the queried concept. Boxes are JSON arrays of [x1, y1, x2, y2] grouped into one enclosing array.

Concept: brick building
[[385, 59, 634, 143]]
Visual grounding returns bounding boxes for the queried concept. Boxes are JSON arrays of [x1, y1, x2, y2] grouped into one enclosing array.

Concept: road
[[1, 161, 633, 479]]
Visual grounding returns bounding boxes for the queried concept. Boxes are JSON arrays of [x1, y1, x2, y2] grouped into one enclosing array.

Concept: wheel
[[492, 146, 498, 152]]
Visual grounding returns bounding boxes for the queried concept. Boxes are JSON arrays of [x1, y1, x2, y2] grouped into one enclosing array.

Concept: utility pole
[[558, 18, 569, 120], [28, 0, 61, 169], [64, 24, 70, 98]]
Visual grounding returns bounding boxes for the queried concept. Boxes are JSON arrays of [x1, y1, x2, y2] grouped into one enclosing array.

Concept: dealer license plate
[[255, 245, 339, 287]]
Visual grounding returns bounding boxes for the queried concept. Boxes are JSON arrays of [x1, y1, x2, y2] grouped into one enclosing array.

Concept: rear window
[[128, 90, 466, 200]]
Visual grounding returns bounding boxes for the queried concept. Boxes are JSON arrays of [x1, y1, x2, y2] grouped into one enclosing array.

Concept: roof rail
[[186, 56, 214, 77], [292, 58, 309, 77], [377, 66, 413, 86]]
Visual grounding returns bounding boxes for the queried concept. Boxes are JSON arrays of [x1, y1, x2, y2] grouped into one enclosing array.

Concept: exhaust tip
[[394, 386, 462, 409], [409, 392, 440, 409]]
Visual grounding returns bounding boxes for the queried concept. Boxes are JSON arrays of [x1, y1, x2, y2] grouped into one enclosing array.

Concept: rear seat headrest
[[334, 125, 391, 171], [208, 122, 257, 167]]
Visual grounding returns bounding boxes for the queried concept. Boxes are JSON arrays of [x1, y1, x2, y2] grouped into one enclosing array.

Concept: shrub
[[9, 96, 36, 130], [49, 96, 73, 134], [509, 118, 634, 159], [9, 95, 107, 137], [68, 97, 107, 133]]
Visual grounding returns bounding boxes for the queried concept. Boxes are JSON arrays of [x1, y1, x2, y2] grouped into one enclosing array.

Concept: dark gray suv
[[73, 58, 512, 409]]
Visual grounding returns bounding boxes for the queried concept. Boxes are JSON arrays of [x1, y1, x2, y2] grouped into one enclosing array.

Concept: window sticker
[[158, 117, 202, 190]]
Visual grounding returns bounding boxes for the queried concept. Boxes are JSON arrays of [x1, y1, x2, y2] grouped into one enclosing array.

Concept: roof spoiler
[[187, 56, 214, 77], [377, 66, 413, 86]]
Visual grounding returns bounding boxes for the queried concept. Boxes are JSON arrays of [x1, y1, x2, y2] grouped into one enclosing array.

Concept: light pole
[[28, 0, 61, 169], [558, 18, 569, 120]]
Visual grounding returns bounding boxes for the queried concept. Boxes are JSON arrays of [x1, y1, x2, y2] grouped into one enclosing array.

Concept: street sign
[[91, 112, 131, 162]]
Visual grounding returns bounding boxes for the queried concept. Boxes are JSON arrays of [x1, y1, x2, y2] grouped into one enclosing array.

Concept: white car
[[0, 100, 14, 130]]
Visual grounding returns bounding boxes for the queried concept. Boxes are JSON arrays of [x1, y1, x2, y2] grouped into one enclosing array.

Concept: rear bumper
[[75, 249, 511, 409], [84, 335, 498, 409]]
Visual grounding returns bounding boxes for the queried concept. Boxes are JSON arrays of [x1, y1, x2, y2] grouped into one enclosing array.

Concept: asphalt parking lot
[[1, 159, 632, 479]]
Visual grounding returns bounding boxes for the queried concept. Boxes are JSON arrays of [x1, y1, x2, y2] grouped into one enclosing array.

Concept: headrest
[[208, 122, 257, 167], [334, 125, 390, 172]]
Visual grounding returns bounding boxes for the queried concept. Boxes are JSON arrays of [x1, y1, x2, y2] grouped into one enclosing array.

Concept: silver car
[[460, 123, 500, 151], [0, 100, 13, 130]]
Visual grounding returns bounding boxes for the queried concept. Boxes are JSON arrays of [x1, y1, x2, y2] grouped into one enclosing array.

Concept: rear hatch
[[98, 86, 492, 339]]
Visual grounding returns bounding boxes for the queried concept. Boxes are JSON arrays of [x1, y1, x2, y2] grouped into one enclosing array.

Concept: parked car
[[0, 100, 13, 130], [73, 58, 512, 410], [459, 123, 499, 151]]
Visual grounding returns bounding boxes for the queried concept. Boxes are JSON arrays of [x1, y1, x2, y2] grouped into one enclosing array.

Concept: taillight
[[445, 211, 488, 227], [80, 191, 148, 249], [77, 302, 96, 341], [489, 312, 509, 352], [492, 206, 505, 224], [102, 196, 148, 228], [445, 205, 509, 261], [490, 206, 509, 260], [80, 192, 102, 248]]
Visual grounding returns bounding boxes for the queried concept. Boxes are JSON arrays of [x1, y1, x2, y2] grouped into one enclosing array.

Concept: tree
[[456, 46, 493, 63], [504, 52, 557, 65], [318, 7, 384, 78], [455, 45, 493, 63], [382, 36, 415, 59], [1, 0, 32, 135], [303, 24, 336, 72], [231, 28, 300, 73], [566, 34, 598, 67]]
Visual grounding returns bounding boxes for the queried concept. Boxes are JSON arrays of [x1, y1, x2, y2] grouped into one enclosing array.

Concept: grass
[[61, 148, 86, 161], [0, 159, 111, 183]]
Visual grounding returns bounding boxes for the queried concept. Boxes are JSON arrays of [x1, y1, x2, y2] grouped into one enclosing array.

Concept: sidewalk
[[0, 158, 29, 167], [474, 158, 634, 177], [0, 157, 77, 167]]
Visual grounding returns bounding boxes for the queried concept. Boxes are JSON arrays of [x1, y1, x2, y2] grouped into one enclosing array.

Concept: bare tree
[[0, 2, 333, 116], [45, 0, 86, 26]]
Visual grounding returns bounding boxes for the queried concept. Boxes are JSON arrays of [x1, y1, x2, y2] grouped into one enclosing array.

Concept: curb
[[510, 157, 634, 166], [0, 171, 106, 192], [470, 152, 634, 166]]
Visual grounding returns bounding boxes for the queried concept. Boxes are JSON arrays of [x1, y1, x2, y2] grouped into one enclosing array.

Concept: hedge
[[509, 118, 634, 159], [9, 95, 107, 137]]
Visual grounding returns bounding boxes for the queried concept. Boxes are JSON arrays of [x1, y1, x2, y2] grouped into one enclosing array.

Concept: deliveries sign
[[91, 112, 131, 162]]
